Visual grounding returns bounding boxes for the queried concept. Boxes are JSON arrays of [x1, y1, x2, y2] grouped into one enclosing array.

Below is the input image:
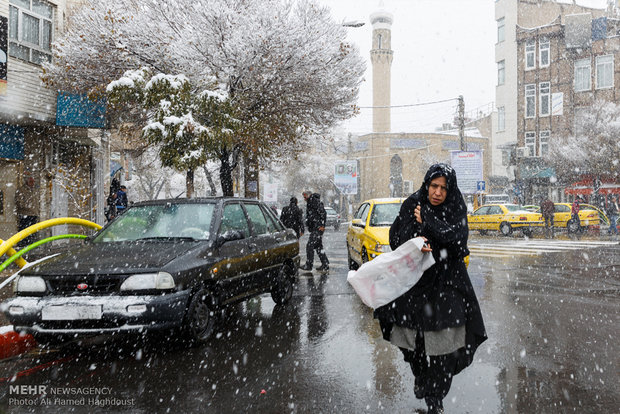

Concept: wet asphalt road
[[0, 228, 618, 413]]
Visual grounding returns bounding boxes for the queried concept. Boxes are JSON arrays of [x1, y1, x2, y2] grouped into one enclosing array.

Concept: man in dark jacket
[[116, 185, 128, 215], [375, 163, 487, 414], [540, 198, 555, 238], [280, 197, 304, 238], [300, 191, 329, 272]]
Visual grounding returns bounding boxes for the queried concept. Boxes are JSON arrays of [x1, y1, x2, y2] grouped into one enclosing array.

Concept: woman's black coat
[[373, 164, 487, 374]]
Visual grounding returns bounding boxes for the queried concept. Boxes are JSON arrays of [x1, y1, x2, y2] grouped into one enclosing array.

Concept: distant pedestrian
[[280, 197, 304, 238], [105, 178, 120, 222], [540, 198, 555, 238], [608, 195, 619, 235], [116, 185, 128, 215], [300, 191, 329, 272], [14, 175, 39, 247], [571, 198, 581, 232]]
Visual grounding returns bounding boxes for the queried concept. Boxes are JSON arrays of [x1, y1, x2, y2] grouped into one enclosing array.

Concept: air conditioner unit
[[516, 147, 528, 158], [403, 180, 414, 194]]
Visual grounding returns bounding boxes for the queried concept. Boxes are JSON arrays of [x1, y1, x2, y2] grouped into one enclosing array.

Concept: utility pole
[[458, 95, 465, 151]]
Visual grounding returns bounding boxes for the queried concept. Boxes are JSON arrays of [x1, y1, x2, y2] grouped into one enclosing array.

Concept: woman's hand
[[421, 237, 432, 253], [414, 204, 422, 224]]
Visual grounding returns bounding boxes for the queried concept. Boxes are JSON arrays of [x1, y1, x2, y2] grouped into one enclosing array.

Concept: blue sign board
[[56, 92, 106, 128], [0, 124, 25, 160], [476, 181, 486, 192]]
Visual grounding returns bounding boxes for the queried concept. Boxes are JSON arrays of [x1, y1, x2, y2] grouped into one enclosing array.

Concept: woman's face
[[428, 176, 448, 206]]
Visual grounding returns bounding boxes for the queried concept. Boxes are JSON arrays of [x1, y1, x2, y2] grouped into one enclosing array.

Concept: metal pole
[[458, 95, 465, 151]]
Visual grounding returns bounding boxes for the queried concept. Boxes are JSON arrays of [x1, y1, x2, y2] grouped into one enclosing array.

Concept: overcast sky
[[318, 0, 609, 135]]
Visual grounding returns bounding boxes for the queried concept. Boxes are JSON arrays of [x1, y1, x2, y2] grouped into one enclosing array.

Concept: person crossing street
[[300, 191, 329, 272]]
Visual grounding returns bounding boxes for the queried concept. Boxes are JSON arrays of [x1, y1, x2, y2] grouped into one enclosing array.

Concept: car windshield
[[369, 203, 401, 226], [504, 204, 523, 212], [325, 208, 336, 215], [94, 203, 216, 242]]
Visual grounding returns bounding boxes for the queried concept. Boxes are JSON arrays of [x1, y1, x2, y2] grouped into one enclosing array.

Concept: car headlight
[[120, 272, 175, 291], [374, 244, 392, 253], [14, 276, 47, 293]]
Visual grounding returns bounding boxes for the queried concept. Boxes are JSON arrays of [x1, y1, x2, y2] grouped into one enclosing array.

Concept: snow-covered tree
[[43, 0, 365, 196], [545, 100, 620, 180]]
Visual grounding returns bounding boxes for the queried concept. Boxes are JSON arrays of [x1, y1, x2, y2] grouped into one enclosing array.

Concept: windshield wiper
[[135, 236, 198, 242]]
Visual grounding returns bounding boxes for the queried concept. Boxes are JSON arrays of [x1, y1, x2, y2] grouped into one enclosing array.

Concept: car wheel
[[522, 228, 532, 237], [500, 222, 512, 236], [184, 289, 216, 344], [334, 223, 340, 231], [361, 247, 370, 263], [347, 244, 359, 270], [479, 230, 488, 235], [271, 265, 294, 305], [568, 219, 580, 233]]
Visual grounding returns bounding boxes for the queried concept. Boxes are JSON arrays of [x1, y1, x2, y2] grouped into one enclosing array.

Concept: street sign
[[477, 181, 486, 192], [450, 151, 483, 194]]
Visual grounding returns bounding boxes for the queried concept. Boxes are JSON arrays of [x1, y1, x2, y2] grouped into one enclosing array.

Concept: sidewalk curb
[[0, 331, 37, 360]]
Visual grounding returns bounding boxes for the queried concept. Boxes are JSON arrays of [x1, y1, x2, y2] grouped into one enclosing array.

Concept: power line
[[357, 97, 459, 109]]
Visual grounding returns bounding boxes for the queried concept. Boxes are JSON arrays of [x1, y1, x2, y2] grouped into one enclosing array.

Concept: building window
[[525, 39, 536, 70], [539, 130, 550, 156], [8, 0, 54, 65], [377, 34, 382, 49], [539, 38, 550, 67], [574, 58, 591, 92], [525, 132, 536, 157], [497, 60, 505, 85], [497, 106, 505, 131], [595, 54, 613, 89], [497, 17, 505, 43], [539, 82, 550, 117], [525, 84, 536, 118], [574, 107, 588, 136]]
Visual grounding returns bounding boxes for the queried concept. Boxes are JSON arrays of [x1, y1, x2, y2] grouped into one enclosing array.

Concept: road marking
[[468, 239, 618, 258]]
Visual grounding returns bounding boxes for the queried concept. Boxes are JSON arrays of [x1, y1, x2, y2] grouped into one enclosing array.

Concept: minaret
[[370, 7, 393, 133]]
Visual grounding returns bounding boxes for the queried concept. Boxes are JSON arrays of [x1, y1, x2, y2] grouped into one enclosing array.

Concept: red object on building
[[0, 331, 37, 360], [564, 177, 620, 196]]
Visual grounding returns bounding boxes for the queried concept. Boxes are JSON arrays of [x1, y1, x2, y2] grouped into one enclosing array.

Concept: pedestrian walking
[[116, 185, 128, 215], [14, 175, 39, 247], [571, 197, 581, 232], [299, 191, 329, 272], [280, 197, 305, 238], [540, 197, 555, 238], [374, 163, 487, 414], [105, 178, 120, 222], [607, 195, 619, 235]]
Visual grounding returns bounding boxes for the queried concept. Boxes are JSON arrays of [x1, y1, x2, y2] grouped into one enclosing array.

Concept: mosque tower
[[370, 7, 393, 133]]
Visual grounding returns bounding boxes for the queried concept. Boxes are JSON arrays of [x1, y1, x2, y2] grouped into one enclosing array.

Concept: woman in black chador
[[374, 163, 487, 414]]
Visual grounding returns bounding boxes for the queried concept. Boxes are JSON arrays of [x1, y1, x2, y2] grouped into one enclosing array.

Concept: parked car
[[324, 206, 341, 230], [468, 204, 543, 236], [2, 198, 300, 345], [346, 198, 404, 269]]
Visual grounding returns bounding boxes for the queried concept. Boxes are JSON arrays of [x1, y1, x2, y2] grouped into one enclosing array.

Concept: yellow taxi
[[549, 203, 601, 232], [347, 198, 404, 270], [468, 204, 543, 236], [347, 198, 470, 270]]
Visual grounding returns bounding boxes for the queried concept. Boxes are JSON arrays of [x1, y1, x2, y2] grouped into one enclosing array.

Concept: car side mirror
[[216, 230, 245, 247], [351, 218, 365, 228]]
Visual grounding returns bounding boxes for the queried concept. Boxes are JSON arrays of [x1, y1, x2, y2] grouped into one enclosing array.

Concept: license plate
[[42, 305, 103, 320]]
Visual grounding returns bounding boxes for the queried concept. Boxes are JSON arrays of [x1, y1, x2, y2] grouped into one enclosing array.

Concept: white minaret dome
[[370, 10, 393, 29]]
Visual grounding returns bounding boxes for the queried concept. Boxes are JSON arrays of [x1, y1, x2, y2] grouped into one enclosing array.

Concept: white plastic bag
[[347, 237, 435, 309]]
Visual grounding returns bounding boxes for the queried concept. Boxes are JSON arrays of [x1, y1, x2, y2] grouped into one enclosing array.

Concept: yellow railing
[[0, 218, 102, 269]]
